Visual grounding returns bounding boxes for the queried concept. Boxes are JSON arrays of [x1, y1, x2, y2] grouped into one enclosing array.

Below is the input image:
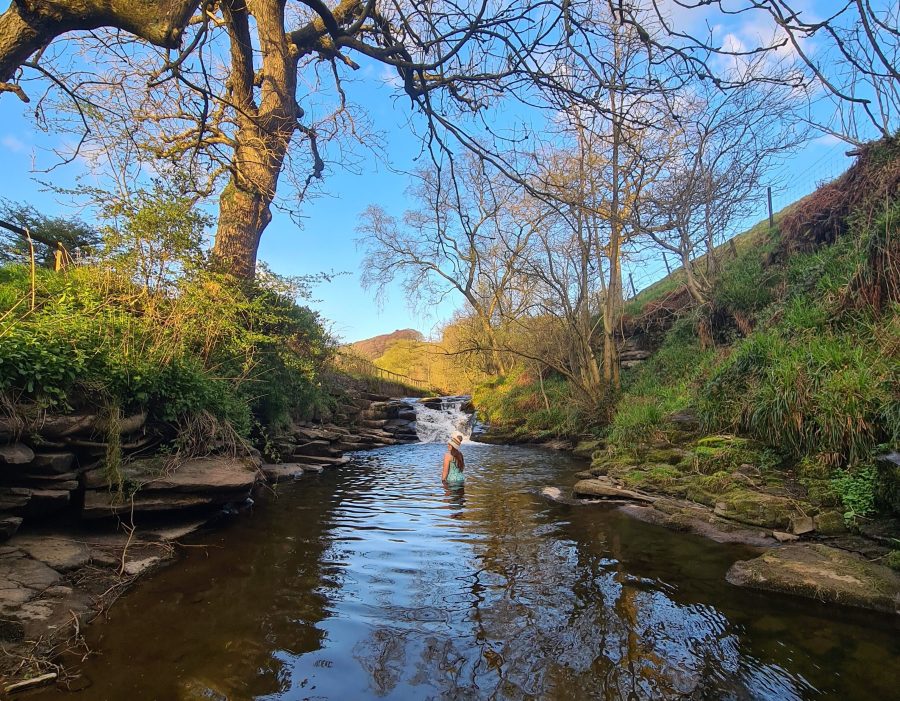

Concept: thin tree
[[358, 153, 529, 375]]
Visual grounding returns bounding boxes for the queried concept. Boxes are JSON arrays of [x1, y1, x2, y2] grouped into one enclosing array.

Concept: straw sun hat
[[448, 431, 464, 449]]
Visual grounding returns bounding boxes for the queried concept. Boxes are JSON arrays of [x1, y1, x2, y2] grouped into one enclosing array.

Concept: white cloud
[[380, 65, 403, 89], [1, 134, 26, 153]]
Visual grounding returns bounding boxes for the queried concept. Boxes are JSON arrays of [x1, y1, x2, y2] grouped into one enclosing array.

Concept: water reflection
[[36, 443, 900, 700]]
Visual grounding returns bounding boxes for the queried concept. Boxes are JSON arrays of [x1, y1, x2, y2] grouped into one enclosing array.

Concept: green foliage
[[609, 315, 715, 452], [99, 178, 211, 291], [0, 200, 101, 266], [472, 367, 595, 438], [712, 247, 776, 316], [832, 464, 878, 523], [0, 195, 335, 447]]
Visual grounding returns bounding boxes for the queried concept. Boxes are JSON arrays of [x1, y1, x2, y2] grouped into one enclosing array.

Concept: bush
[[0, 261, 334, 442], [832, 464, 878, 524]]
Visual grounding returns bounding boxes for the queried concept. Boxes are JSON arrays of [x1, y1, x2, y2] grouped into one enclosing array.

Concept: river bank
[[0, 392, 430, 693], [474, 418, 900, 618]]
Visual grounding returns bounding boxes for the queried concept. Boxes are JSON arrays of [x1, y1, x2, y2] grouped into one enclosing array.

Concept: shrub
[[832, 464, 878, 523], [0, 260, 334, 443]]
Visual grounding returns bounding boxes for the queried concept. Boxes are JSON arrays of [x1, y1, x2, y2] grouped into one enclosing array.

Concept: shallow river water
[[35, 442, 900, 700]]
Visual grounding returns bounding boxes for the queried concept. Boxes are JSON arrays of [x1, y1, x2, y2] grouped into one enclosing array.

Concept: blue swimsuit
[[446, 456, 465, 484]]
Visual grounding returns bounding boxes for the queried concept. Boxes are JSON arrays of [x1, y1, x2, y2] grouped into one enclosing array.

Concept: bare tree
[[633, 65, 804, 304], [2, 0, 612, 279], [640, 0, 899, 143], [358, 153, 530, 374]]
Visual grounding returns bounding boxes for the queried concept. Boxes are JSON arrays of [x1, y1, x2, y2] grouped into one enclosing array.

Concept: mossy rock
[[689, 434, 775, 476], [695, 470, 735, 494], [814, 510, 848, 535], [803, 478, 842, 507], [684, 485, 719, 507], [727, 544, 900, 614], [642, 447, 689, 466], [620, 465, 684, 495], [712, 487, 800, 529], [695, 434, 750, 449], [590, 453, 639, 479], [573, 440, 604, 458]]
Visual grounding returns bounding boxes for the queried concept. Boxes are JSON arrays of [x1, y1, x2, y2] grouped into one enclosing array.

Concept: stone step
[[359, 419, 388, 429], [291, 440, 342, 458]]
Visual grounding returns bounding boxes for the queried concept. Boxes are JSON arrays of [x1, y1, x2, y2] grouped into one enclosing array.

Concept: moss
[[685, 485, 719, 507], [884, 551, 900, 572], [695, 470, 735, 495], [814, 510, 848, 535], [643, 447, 688, 465], [713, 487, 799, 529], [803, 478, 842, 507], [620, 465, 683, 493]]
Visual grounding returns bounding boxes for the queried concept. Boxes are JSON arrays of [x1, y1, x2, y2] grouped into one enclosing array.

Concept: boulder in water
[[726, 543, 900, 614]]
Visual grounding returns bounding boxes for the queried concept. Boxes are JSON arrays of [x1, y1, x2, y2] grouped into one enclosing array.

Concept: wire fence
[[331, 350, 434, 395], [620, 145, 853, 302]]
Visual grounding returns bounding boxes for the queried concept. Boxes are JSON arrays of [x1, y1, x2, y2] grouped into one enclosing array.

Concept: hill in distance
[[349, 328, 424, 360]]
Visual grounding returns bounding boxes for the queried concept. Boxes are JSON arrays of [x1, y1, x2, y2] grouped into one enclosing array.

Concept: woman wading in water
[[442, 431, 466, 484]]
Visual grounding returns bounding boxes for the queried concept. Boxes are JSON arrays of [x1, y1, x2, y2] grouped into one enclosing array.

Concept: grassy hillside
[[475, 137, 900, 527], [349, 329, 423, 360]]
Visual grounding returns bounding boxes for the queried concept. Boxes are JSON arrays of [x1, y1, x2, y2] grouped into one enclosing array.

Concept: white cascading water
[[413, 396, 475, 443]]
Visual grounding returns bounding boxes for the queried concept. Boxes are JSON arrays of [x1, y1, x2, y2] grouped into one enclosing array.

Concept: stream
[[30, 402, 900, 700]]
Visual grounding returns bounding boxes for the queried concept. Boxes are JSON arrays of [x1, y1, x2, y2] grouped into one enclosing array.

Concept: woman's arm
[[441, 452, 451, 481], [456, 450, 464, 471]]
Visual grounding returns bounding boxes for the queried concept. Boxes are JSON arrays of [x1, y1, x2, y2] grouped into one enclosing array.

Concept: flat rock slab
[[85, 457, 259, 495], [727, 543, 900, 614], [9, 536, 92, 571], [82, 491, 219, 519], [0, 548, 61, 613], [28, 453, 76, 475], [261, 464, 306, 483], [0, 443, 35, 465], [620, 502, 776, 547], [573, 478, 656, 503]]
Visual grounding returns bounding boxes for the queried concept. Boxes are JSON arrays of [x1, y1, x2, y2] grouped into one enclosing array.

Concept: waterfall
[[413, 396, 475, 443]]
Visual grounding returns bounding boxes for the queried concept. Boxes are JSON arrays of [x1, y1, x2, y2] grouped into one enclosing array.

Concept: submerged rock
[[726, 543, 900, 614]]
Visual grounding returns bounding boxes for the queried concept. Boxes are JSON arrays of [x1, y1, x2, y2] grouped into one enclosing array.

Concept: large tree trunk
[[208, 0, 297, 279], [212, 180, 273, 278]]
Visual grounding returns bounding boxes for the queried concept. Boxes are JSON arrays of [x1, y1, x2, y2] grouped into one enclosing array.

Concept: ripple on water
[[29, 441, 900, 701]]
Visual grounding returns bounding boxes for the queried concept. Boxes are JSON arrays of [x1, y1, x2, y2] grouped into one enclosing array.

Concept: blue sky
[[0, 3, 863, 342]]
